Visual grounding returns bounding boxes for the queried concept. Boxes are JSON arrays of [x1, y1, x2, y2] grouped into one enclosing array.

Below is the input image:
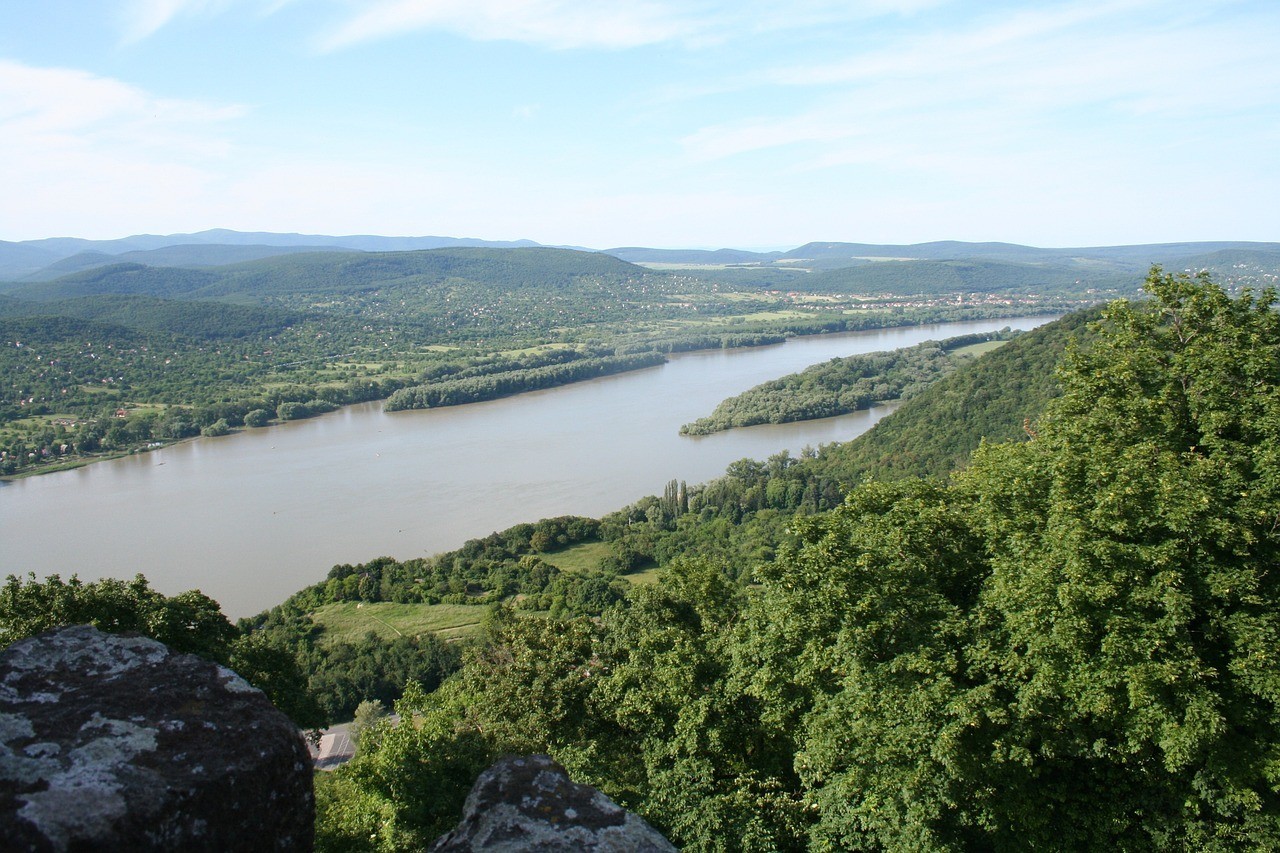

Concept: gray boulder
[[0, 625, 312, 851], [431, 753, 676, 851]]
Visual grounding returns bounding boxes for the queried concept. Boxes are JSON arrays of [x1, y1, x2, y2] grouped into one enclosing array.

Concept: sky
[[0, 0, 1277, 249]]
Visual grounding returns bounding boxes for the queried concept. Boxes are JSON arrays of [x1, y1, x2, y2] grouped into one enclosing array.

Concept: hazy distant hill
[[5, 229, 1278, 287], [0, 247, 649, 303], [604, 247, 783, 264], [20, 244, 351, 281], [783, 240, 1058, 263], [0, 242, 63, 279], [794, 258, 1142, 297], [779, 240, 1280, 267], [0, 229, 546, 281]]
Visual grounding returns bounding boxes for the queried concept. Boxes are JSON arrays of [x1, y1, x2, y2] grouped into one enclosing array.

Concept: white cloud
[[317, 0, 956, 51], [118, 0, 293, 43], [682, 0, 1280, 164], [319, 0, 697, 50], [119, 0, 234, 42], [0, 60, 245, 238]]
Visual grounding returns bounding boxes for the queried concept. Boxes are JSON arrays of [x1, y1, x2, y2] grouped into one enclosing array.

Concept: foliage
[[349, 699, 389, 751], [744, 268, 1280, 848], [0, 572, 326, 728], [815, 305, 1102, 482], [385, 352, 666, 410], [680, 330, 1020, 434], [315, 681, 496, 852]]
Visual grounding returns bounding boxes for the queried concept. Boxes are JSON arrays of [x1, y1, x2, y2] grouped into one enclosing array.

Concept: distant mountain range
[[0, 230, 544, 281], [2, 229, 1278, 287]]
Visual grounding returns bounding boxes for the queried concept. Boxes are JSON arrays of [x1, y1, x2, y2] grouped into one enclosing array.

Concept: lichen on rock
[[430, 753, 676, 852], [0, 625, 313, 852]]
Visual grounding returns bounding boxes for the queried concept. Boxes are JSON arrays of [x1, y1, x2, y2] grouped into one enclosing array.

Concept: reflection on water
[[1, 317, 1053, 617]]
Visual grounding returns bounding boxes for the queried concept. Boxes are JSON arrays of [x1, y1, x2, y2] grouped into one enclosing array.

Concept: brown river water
[[1, 316, 1053, 617]]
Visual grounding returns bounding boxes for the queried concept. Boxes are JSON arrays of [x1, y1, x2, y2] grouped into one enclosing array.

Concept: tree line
[[385, 352, 666, 410]]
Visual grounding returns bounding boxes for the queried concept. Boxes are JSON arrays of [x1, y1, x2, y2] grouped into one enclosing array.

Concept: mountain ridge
[[5, 229, 1279, 281]]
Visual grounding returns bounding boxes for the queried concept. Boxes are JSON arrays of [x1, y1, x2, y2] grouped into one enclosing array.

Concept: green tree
[[741, 480, 988, 850], [315, 682, 494, 852], [201, 417, 230, 437], [0, 573, 235, 661], [349, 698, 389, 752], [743, 269, 1280, 849], [954, 267, 1280, 846], [0, 572, 327, 730]]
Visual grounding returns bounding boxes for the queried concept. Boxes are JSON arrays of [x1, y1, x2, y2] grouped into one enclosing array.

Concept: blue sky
[[1, 0, 1276, 248]]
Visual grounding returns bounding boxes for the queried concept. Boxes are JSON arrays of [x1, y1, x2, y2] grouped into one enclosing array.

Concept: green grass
[[948, 339, 1010, 359], [540, 540, 661, 585], [710, 310, 813, 323], [539, 540, 612, 573], [310, 601, 488, 643]]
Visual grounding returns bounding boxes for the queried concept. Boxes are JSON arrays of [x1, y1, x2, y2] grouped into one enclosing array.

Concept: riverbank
[[2, 309, 1050, 480], [2, 316, 1057, 618]]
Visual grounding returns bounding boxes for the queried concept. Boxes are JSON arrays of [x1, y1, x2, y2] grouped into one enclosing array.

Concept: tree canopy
[[321, 268, 1280, 850]]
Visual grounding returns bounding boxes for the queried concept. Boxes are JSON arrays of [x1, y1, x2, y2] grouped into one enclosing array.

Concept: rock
[[0, 625, 312, 852], [430, 754, 676, 852]]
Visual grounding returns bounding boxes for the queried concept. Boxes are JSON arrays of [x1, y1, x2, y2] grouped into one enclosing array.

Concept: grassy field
[[310, 601, 489, 643], [948, 339, 1010, 359], [309, 543, 665, 644], [539, 540, 612, 573], [539, 540, 662, 585]]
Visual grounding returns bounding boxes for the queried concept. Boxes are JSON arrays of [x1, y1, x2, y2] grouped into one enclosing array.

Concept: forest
[[5, 267, 1277, 849]]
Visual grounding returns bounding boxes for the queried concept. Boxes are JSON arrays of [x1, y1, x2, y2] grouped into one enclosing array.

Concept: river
[[1, 316, 1054, 617]]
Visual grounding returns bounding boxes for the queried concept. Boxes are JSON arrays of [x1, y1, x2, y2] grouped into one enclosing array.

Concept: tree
[[201, 417, 230, 437], [0, 572, 327, 730], [349, 699, 389, 752], [955, 268, 1280, 846], [0, 573, 235, 662], [315, 682, 495, 852], [741, 480, 989, 850], [744, 268, 1280, 848]]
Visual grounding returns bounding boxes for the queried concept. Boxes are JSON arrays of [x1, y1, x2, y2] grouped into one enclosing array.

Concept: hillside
[[779, 239, 1280, 266], [0, 230, 546, 280], [19, 244, 350, 281], [7, 228, 1278, 283], [8, 269, 1277, 849], [795, 258, 1140, 297], [219, 268, 1280, 850], [0, 247, 647, 302], [814, 305, 1102, 482], [679, 329, 1025, 435], [0, 293, 301, 340]]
